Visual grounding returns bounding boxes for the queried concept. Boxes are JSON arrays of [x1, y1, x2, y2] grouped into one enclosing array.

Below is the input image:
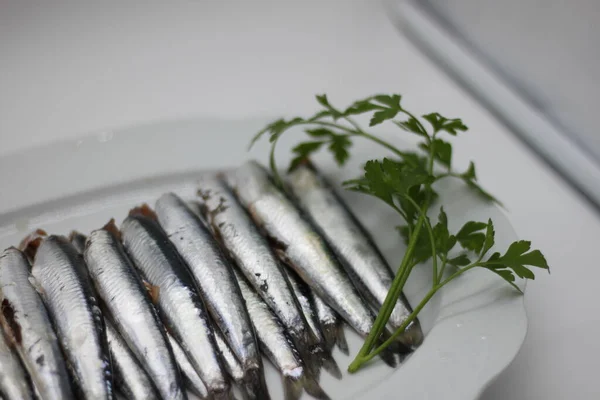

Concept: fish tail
[[243, 368, 270, 400], [302, 373, 332, 400], [212, 388, 233, 400], [320, 322, 337, 352], [282, 375, 303, 400], [319, 349, 342, 380], [334, 321, 349, 355], [296, 346, 322, 380]]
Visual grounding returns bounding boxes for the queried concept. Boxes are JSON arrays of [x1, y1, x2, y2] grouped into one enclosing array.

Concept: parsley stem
[[437, 256, 448, 283], [350, 262, 480, 370], [348, 200, 428, 371], [306, 121, 407, 159], [404, 195, 438, 286]]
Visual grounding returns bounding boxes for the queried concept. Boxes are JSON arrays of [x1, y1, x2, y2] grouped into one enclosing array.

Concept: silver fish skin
[[166, 333, 210, 399], [234, 270, 329, 400], [214, 329, 244, 383], [121, 208, 228, 399], [155, 193, 268, 400], [105, 319, 159, 400], [287, 162, 423, 347], [29, 235, 112, 400], [196, 177, 318, 355], [0, 247, 73, 400], [0, 322, 34, 399], [309, 290, 349, 356], [282, 269, 341, 379], [69, 231, 88, 255], [84, 225, 185, 400], [226, 162, 391, 344]]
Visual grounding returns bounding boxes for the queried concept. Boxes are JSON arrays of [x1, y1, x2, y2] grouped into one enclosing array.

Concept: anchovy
[[0, 247, 72, 399], [309, 290, 349, 355], [84, 221, 185, 400], [214, 329, 244, 383], [121, 206, 228, 399], [282, 269, 341, 379], [287, 161, 423, 347], [26, 235, 113, 399], [234, 269, 329, 400], [166, 332, 209, 399], [196, 176, 325, 376], [69, 231, 88, 255], [225, 161, 398, 366], [105, 319, 159, 400], [0, 319, 34, 399], [155, 193, 268, 400]]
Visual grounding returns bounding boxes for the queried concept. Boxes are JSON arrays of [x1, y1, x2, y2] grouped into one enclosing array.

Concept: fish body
[[84, 224, 185, 400], [214, 329, 244, 383], [287, 162, 423, 347], [155, 193, 267, 400], [105, 319, 159, 400], [121, 208, 228, 398], [0, 320, 34, 400], [0, 247, 72, 399], [29, 235, 112, 399], [166, 333, 210, 399], [226, 162, 398, 366], [282, 269, 341, 379], [196, 177, 320, 364], [234, 270, 329, 400]]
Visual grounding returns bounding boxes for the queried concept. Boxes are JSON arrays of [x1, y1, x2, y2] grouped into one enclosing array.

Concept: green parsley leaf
[[395, 117, 428, 138], [369, 94, 403, 126], [456, 221, 487, 253], [481, 219, 495, 256], [448, 254, 471, 267], [458, 162, 500, 204], [432, 207, 457, 255], [329, 135, 352, 165], [344, 98, 382, 116], [305, 128, 334, 137], [289, 141, 323, 171], [419, 139, 453, 168], [316, 94, 343, 120], [483, 240, 549, 292], [422, 112, 468, 135], [343, 158, 433, 208]]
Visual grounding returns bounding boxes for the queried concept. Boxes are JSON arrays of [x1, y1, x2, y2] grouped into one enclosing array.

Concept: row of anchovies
[[0, 159, 422, 400]]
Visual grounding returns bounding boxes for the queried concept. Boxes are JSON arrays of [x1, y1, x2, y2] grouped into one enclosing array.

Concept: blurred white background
[[1, 1, 598, 398]]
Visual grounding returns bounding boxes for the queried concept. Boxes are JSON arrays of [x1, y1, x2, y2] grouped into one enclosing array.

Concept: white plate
[[0, 118, 527, 400]]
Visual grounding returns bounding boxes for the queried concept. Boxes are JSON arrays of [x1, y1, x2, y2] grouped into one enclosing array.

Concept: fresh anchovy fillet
[[225, 161, 398, 366], [105, 319, 159, 400], [121, 206, 228, 399], [166, 332, 210, 399], [282, 269, 341, 379], [69, 231, 88, 255], [214, 329, 244, 383], [196, 176, 326, 376], [25, 234, 112, 399], [309, 290, 349, 356], [0, 320, 34, 399], [0, 247, 72, 399], [287, 161, 423, 347], [84, 222, 185, 400], [234, 269, 330, 400], [155, 193, 268, 400]]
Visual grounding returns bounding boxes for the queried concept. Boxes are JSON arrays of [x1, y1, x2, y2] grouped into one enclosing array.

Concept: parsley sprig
[[251, 94, 549, 373]]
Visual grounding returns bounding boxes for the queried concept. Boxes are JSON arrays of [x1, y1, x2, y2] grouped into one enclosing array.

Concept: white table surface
[[1, 1, 597, 399]]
